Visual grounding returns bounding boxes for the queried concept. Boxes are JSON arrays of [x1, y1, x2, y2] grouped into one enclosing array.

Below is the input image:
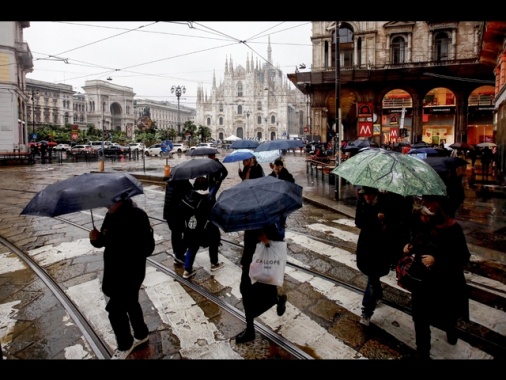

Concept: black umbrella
[[343, 139, 378, 152], [210, 176, 303, 232], [186, 147, 220, 157], [449, 142, 474, 151], [20, 172, 144, 227], [230, 140, 259, 149], [423, 157, 468, 173], [169, 158, 225, 181]]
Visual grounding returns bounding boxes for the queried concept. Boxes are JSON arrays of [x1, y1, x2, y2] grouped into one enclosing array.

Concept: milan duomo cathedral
[[195, 37, 307, 142]]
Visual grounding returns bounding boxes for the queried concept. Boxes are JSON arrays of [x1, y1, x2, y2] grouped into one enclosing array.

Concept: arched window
[[219, 117, 223, 125], [339, 25, 354, 68], [434, 31, 449, 61], [238, 105, 242, 114], [270, 115, 276, 124], [391, 36, 406, 64], [64, 112, 69, 125], [206, 117, 211, 126], [257, 115, 262, 124], [237, 82, 243, 97]]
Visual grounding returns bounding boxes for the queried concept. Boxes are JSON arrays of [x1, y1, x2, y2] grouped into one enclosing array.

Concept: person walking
[[355, 186, 403, 327], [238, 156, 264, 180], [207, 153, 228, 199], [268, 158, 295, 239], [180, 177, 221, 278], [163, 178, 193, 265], [235, 223, 287, 344], [269, 158, 295, 182], [205, 153, 228, 272], [481, 146, 493, 181], [89, 192, 151, 359], [402, 197, 470, 359]]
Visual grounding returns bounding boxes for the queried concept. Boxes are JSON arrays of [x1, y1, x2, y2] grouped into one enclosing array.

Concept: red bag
[[395, 254, 428, 291]]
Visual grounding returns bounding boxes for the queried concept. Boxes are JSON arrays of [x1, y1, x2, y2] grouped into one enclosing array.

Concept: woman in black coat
[[235, 223, 287, 343], [403, 197, 470, 359]]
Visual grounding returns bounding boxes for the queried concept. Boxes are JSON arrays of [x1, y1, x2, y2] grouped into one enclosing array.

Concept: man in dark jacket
[[163, 178, 193, 264], [355, 186, 400, 327], [89, 192, 151, 359], [268, 158, 295, 238]]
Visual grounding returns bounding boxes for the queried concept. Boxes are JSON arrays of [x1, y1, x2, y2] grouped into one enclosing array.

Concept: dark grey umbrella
[[423, 156, 468, 173], [343, 139, 378, 152], [230, 140, 259, 149], [210, 176, 303, 232], [169, 158, 225, 181], [255, 139, 303, 152], [186, 147, 220, 157], [20, 172, 144, 227]]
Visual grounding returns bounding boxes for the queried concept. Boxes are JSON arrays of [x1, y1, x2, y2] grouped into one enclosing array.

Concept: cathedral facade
[[195, 38, 307, 142]]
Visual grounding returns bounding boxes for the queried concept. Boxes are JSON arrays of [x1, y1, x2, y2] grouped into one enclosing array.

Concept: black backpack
[[181, 191, 211, 247], [138, 208, 155, 257]]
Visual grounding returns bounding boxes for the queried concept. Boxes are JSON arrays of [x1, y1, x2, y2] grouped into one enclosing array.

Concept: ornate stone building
[[480, 21, 506, 181], [133, 99, 195, 134], [27, 79, 75, 136], [82, 80, 136, 139], [0, 21, 33, 152], [288, 21, 496, 150], [195, 37, 307, 142]]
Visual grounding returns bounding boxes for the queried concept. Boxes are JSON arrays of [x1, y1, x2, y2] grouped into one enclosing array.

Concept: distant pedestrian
[[163, 178, 193, 265], [40, 142, 47, 164], [89, 192, 151, 359], [481, 147, 493, 180], [467, 149, 477, 169], [269, 158, 295, 239], [269, 158, 295, 183], [207, 153, 228, 200], [239, 157, 264, 180]]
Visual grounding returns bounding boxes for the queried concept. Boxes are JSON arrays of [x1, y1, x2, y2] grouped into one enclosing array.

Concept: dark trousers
[[105, 291, 149, 351], [208, 223, 221, 265], [239, 267, 278, 330], [168, 222, 186, 260], [361, 276, 382, 318]]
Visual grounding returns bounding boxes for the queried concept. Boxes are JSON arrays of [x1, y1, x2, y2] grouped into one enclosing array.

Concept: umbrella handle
[[90, 209, 95, 229]]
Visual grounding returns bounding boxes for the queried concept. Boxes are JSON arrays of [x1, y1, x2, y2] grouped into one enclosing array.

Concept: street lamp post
[[246, 111, 251, 139], [99, 100, 106, 172], [171, 85, 186, 137], [31, 89, 38, 141]]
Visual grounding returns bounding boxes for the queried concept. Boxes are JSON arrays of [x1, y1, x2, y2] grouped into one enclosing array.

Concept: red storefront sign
[[358, 122, 373, 137]]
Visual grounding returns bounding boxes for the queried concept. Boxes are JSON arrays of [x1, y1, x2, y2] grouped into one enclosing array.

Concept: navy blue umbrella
[[20, 172, 144, 227], [255, 139, 302, 152], [223, 149, 255, 163], [210, 176, 303, 232], [230, 140, 259, 149]]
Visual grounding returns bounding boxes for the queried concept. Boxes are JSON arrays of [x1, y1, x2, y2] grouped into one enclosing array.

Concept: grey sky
[[24, 21, 313, 108]]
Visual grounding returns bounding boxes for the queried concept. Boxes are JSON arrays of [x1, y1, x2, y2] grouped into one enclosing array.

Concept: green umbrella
[[331, 149, 447, 197]]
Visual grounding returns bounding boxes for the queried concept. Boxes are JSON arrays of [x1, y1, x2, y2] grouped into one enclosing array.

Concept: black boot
[[235, 328, 255, 344]]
